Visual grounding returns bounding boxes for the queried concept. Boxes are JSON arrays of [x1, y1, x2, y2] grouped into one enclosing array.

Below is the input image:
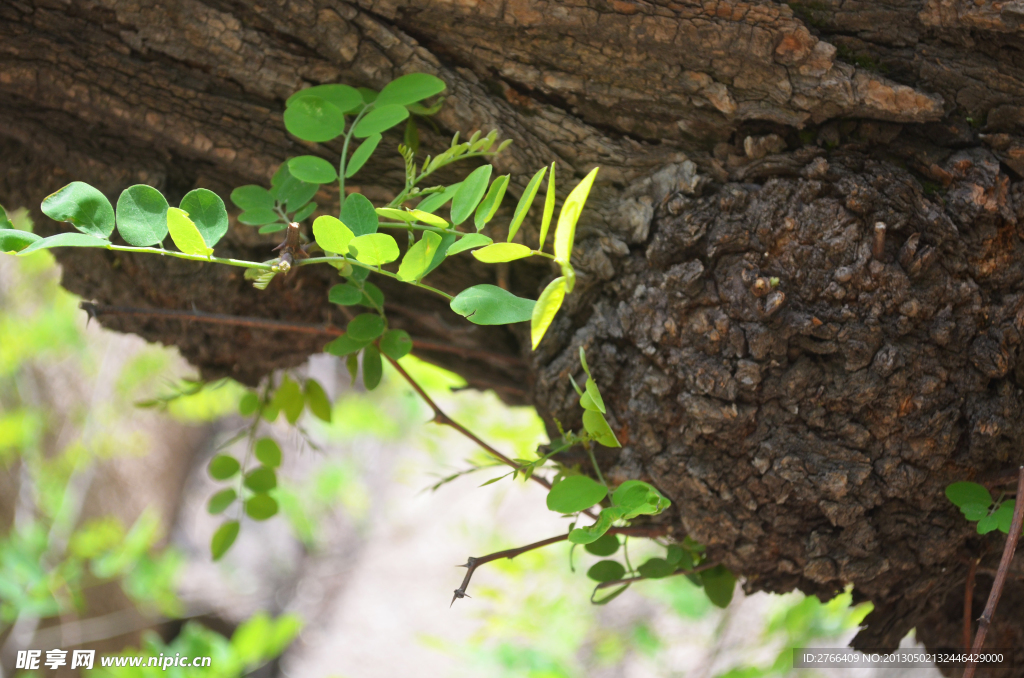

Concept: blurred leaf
[[380, 329, 413, 360], [255, 438, 282, 468], [585, 533, 619, 557], [328, 282, 363, 305], [292, 201, 318, 222], [592, 583, 629, 605], [347, 313, 386, 341], [207, 489, 237, 515], [961, 502, 990, 521], [701, 565, 736, 608], [304, 379, 332, 422], [211, 521, 240, 560], [0, 229, 41, 254], [274, 377, 305, 424], [245, 494, 279, 521], [244, 467, 277, 492], [637, 557, 675, 579], [325, 333, 370, 356], [238, 208, 280, 226], [231, 185, 274, 211], [17, 232, 109, 256], [208, 455, 240, 480], [587, 560, 626, 583], [583, 410, 619, 447], [363, 345, 383, 390]]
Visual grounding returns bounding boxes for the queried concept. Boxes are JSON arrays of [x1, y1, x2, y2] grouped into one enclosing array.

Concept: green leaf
[[379, 329, 413, 359], [539, 163, 556, 251], [591, 583, 630, 605], [447, 233, 492, 255], [701, 565, 736, 608], [238, 208, 281, 226], [397, 231, 443, 282], [531, 276, 566, 349], [345, 134, 381, 178], [961, 502, 990, 521], [579, 346, 591, 375], [993, 500, 1017, 534], [945, 482, 992, 509], [450, 284, 535, 325], [346, 352, 359, 383], [612, 480, 670, 517], [0, 204, 11, 229], [0, 229, 41, 254], [255, 438, 282, 468], [407, 210, 449, 228], [416, 182, 461, 214], [585, 533, 620, 557], [450, 165, 492, 225], [41, 181, 115, 237], [353, 104, 410, 138], [375, 73, 446, 107], [570, 507, 623, 544], [508, 167, 547, 242], [638, 558, 675, 579], [328, 283, 363, 305], [404, 116, 420, 153], [258, 223, 287, 234], [208, 455, 240, 480], [554, 167, 598, 265], [17, 232, 109, 256], [977, 512, 1000, 534], [472, 242, 532, 263], [287, 84, 362, 113], [347, 313, 386, 341], [666, 545, 694, 570], [313, 215, 355, 254], [375, 207, 416, 223], [244, 467, 277, 492], [245, 494, 279, 521], [231, 185, 274, 211], [284, 95, 346, 142], [207, 489, 237, 515], [359, 88, 378, 104], [271, 164, 319, 212], [474, 174, 509, 231], [292, 202, 318, 222], [288, 155, 338, 184], [546, 475, 608, 514], [211, 521, 240, 560], [587, 560, 626, 583], [274, 377, 305, 424], [324, 333, 370, 356], [304, 379, 332, 422], [341, 193, 380, 236], [361, 282, 385, 309], [238, 392, 260, 416], [350, 233, 399, 265], [167, 208, 213, 256], [363, 345, 383, 390], [116, 185, 169, 246], [583, 379, 606, 414], [179, 188, 229, 247]]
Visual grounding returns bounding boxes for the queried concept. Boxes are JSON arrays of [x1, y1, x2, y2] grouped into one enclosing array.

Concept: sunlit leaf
[[539, 163, 556, 251], [407, 210, 449, 228], [450, 284, 535, 325], [166, 208, 213, 256], [313, 215, 354, 254], [274, 377, 304, 424], [472, 242, 532, 263], [207, 489, 236, 515], [116, 185, 169, 246], [508, 166, 547, 242], [41, 181, 115, 237], [398, 231, 443, 282], [531, 276, 566, 349], [554, 167, 598, 265], [350, 233, 399, 265]]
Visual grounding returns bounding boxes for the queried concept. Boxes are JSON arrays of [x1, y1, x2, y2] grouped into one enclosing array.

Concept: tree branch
[[450, 525, 669, 606], [963, 465, 1024, 678]]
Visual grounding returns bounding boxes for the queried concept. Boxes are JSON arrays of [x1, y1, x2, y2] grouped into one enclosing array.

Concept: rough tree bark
[[3, 0, 1024, 668]]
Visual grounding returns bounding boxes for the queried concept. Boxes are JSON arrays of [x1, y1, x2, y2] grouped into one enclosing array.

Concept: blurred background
[[0, 208, 939, 678]]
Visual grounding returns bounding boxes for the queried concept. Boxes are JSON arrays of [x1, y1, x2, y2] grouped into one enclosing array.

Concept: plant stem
[[964, 557, 978, 651], [107, 244, 272, 269], [338, 107, 370, 207], [297, 256, 454, 300], [451, 525, 668, 605], [962, 465, 1024, 678], [587, 444, 606, 486]]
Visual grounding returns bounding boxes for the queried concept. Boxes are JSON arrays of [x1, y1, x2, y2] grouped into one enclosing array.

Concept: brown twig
[[451, 525, 668, 605], [963, 465, 1024, 678], [964, 557, 978, 651], [78, 302, 520, 365]]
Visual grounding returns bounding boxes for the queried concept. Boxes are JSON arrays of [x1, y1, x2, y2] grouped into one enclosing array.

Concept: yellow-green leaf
[[397, 231, 443, 282], [508, 166, 547, 243], [167, 207, 213, 256], [531, 276, 566, 349], [472, 242, 532, 263], [313, 215, 354, 254], [554, 167, 598, 265], [539, 163, 556, 251], [350, 233, 399, 266]]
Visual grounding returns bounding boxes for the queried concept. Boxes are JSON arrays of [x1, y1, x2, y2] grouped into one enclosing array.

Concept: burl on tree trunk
[[3, 0, 1024, 667]]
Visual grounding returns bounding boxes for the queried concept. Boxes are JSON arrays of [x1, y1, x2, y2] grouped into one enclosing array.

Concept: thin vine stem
[[338, 106, 370, 204], [297, 256, 453, 300], [107, 244, 273, 269]]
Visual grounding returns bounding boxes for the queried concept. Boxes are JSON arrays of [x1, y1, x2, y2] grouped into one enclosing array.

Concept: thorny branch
[[450, 525, 670, 606], [962, 465, 1024, 678]]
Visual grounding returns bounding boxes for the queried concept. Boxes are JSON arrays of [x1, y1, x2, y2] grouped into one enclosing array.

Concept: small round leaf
[[209, 455, 240, 480], [255, 438, 282, 468], [41, 182, 115, 237], [284, 96, 346, 142], [207, 488, 237, 515], [349, 233, 399, 266], [347, 313, 386, 341], [587, 560, 626, 583], [230, 185, 274, 211], [637, 557, 675, 579], [244, 467, 277, 493], [380, 329, 413, 360], [287, 155, 338, 184], [362, 345, 383, 390], [179, 189, 229, 247], [546, 476, 608, 514], [945, 481, 992, 509], [584, 533, 620, 557], [116, 185, 169, 246], [245, 494, 279, 521], [329, 283, 363, 306]]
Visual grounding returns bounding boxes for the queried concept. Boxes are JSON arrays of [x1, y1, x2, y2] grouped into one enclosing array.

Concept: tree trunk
[[3, 0, 1024, 666]]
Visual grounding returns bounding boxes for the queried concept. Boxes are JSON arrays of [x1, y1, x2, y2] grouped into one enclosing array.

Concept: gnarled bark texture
[[3, 0, 1024, 667]]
